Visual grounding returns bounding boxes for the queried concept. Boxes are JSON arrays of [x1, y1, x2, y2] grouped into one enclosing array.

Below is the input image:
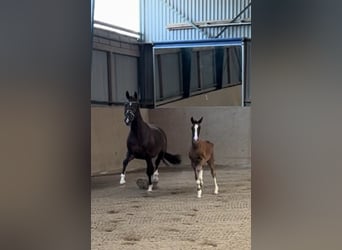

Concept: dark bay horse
[[120, 91, 181, 191], [188, 117, 219, 198]]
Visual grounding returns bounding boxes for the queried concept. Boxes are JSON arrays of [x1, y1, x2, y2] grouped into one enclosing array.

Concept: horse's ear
[[134, 92, 138, 100], [190, 117, 195, 123], [198, 117, 203, 123], [126, 91, 130, 100]]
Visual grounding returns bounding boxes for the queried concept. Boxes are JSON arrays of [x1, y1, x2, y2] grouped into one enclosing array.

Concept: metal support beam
[[160, 0, 211, 38], [215, 2, 252, 38], [241, 41, 246, 107], [167, 19, 251, 30]]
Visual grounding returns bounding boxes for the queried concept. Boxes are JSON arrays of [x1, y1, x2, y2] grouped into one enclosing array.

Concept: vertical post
[[152, 47, 156, 108], [197, 52, 201, 90], [107, 52, 113, 105], [215, 47, 224, 89], [157, 54, 163, 100], [139, 43, 154, 107], [241, 41, 245, 107], [181, 48, 192, 98]]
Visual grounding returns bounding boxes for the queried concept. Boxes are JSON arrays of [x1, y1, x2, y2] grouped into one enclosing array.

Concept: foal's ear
[[134, 92, 138, 100], [190, 117, 195, 124], [125, 91, 130, 100], [198, 117, 203, 123]]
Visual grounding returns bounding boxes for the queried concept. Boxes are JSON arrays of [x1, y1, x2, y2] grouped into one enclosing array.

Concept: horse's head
[[190, 117, 203, 141], [124, 91, 140, 126]]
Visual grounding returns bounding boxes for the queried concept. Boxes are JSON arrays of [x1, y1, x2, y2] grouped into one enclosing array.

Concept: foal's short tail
[[163, 152, 181, 165]]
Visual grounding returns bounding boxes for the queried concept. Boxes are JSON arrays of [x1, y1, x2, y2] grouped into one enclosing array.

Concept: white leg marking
[[120, 173, 126, 184], [147, 184, 153, 192], [197, 189, 202, 198], [196, 179, 202, 198], [213, 177, 219, 194], [199, 169, 204, 186], [152, 169, 159, 183]]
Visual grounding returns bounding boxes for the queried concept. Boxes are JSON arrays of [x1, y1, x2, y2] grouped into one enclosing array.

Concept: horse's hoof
[[136, 178, 148, 190], [197, 190, 202, 198], [147, 185, 153, 192], [120, 174, 126, 184], [152, 176, 159, 183]]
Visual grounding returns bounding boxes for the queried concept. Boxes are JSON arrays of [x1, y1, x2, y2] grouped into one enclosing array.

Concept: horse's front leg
[[146, 158, 154, 192], [120, 151, 134, 184], [194, 165, 203, 198], [208, 157, 219, 194]]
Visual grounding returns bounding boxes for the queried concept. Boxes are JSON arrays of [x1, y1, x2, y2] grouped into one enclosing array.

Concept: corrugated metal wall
[[141, 0, 251, 42]]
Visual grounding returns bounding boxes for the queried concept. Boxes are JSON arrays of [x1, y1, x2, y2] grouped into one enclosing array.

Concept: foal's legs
[[194, 164, 204, 198], [120, 151, 134, 184], [146, 158, 155, 192], [208, 156, 219, 194]]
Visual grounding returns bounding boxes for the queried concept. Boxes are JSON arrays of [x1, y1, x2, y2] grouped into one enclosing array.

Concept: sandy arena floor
[[91, 164, 250, 250]]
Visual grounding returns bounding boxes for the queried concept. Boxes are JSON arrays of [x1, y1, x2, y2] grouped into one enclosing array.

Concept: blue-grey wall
[[140, 0, 251, 42]]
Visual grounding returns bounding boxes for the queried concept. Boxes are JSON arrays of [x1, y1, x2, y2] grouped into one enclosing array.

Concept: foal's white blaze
[[120, 173, 126, 184], [193, 124, 199, 141]]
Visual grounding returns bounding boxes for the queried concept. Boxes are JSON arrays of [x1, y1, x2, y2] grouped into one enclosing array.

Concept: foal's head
[[124, 91, 139, 126], [190, 117, 203, 141]]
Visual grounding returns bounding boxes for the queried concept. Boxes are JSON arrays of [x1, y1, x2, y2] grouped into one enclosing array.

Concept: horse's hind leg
[[120, 151, 134, 184], [152, 152, 163, 183], [146, 158, 154, 192], [208, 157, 219, 194]]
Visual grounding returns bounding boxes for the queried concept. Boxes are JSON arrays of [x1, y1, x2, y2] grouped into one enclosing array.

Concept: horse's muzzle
[[124, 117, 131, 126], [124, 110, 135, 125]]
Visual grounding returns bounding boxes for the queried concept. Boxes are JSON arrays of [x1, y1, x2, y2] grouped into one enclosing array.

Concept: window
[[111, 54, 138, 103], [222, 46, 242, 86], [154, 49, 183, 101], [190, 48, 217, 93], [91, 50, 108, 102]]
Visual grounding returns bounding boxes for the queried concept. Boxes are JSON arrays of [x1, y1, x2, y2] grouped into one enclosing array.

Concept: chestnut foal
[[188, 117, 219, 198]]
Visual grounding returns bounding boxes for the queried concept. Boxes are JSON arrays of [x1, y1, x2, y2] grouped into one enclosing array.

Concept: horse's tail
[[164, 152, 181, 165]]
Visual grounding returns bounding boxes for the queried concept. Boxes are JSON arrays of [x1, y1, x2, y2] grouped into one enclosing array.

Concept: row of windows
[[91, 44, 246, 106], [154, 46, 242, 103]]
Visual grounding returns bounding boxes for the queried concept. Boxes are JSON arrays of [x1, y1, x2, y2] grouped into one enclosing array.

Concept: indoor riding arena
[[91, 107, 250, 250], [91, 1, 251, 249]]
